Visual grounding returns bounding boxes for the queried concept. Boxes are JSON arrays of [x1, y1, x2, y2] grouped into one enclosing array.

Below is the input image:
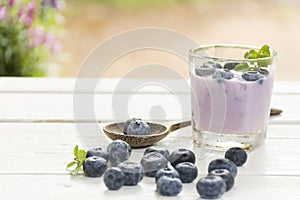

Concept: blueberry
[[107, 140, 132, 166], [123, 118, 150, 135], [155, 167, 179, 183], [213, 69, 234, 80], [195, 61, 222, 76], [258, 68, 269, 75], [209, 169, 235, 191], [83, 156, 107, 177], [117, 161, 144, 186], [225, 147, 248, 166], [144, 146, 170, 160], [123, 118, 139, 132], [141, 152, 168, 177], [196, 175, 226, 199], [104, 167, 125, 190], [157, 176, 182, 196], [242, 71, 264, 81], [169, 148, 196, 168], [86, 147, 108, 160], [224, 62, 240, 70], [208, 158, 238, 177], [258, 79, 264, 85], [175, 162, 198, 183]]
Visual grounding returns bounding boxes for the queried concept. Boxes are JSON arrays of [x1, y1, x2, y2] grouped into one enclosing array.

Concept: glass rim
[[189, 43, 277, 62]]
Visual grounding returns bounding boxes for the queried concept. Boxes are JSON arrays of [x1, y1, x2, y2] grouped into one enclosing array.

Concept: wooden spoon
[[103, 108, 282, 148]]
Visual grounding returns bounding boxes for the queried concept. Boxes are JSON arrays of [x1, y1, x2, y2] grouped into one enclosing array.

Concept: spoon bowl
[[103, 121, 191, 148]]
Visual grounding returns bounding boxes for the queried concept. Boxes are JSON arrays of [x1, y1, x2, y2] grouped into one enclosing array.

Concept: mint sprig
[[66, 145, 87, 175], [233, 62, 250, 72], [233, 45, 272, 72]]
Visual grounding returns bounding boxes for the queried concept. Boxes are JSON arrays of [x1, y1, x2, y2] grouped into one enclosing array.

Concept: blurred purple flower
[[45, 33, 62, 54], [9, 0, 16, 7], [0, 6, 6, 20], [41, 0, 62, 10], [27, 26, 45, 47], [24, 1, 35, 26], [18, 7, 24, 18]]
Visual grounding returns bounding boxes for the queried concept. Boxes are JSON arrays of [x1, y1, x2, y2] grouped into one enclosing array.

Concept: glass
[[189, 44, 277, 151]]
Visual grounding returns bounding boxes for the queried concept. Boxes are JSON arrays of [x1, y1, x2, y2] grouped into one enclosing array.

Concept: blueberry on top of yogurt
[[242, 71, 264, 81], [195, 61, 222, 76], [213, 69, 234, 80], [258, 68, 269, 75]]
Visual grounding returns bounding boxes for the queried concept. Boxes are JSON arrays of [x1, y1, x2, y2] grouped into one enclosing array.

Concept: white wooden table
[[1, 78, 300, 200]]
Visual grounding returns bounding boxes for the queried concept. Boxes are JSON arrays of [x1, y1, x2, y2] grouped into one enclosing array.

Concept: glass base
[[193, 126, 267, 151]]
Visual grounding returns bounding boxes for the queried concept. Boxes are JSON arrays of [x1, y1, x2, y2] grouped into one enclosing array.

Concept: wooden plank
[[0, 175, 299, 200], [0, 78, 299, 94], [0, 93, 295, 122], [0, 123, 300, 175]]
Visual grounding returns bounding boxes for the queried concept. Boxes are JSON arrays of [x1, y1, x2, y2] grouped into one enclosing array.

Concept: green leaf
[[66, 161, 77, 170], [258, 45, 271, 58], [78, 150, 87, 161], [66, 145, 87, 176], [234, 62, 250, 72], [74, 145, 79, 158], [243, 45, 272, 69], [244, 49, 258, 59]]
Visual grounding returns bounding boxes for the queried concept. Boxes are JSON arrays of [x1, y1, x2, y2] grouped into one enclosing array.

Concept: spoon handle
[[167, 108, 282, 133], [270, 108, 282, 116], [168, 121, 191, 133]]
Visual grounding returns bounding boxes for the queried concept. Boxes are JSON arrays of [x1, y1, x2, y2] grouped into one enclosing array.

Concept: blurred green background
[[4, 0, 300, 80]]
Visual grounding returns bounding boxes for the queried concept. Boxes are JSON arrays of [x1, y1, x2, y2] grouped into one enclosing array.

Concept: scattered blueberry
[[104, 167, 125, 190], [83, 156, 107, 178], [213, 69, 234, 80], [242, 71, 264, 81], [258, 68, 269, 75], [86, 147, 108, 160], [196, 175, 226, 199], [123, 118, 150, 135], [155, 167, 179, 183], [144, 146, 170, 160], [169, 148, 196, 168], [157, 176, 183, 196], [195, 61, 222, 76], [224, 62, 240, 70], [175, 162, 198, 183], [209, 169, 235, 191], [225, 147, 248, 166], [208, 158, 238, 177], [141, 152, 168, 177], [107, 140, 132, 167], [118, 161, 144, 186]]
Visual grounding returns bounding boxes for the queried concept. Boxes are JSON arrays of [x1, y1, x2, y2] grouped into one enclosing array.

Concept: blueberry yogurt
[[190, 44, 276, 150]]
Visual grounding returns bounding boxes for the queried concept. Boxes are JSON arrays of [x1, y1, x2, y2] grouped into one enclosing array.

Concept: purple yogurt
[[191, 70, 274, 135]]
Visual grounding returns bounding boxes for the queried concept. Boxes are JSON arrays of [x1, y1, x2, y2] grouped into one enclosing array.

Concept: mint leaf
[[66, 161, 77, 169], [234, 62, 250, 72], [66, 145, 87, 175], [74, 145, 79, 158], [244, 49, 258, 59], [243, 45, 272, 68], [258, 45, 271, 58], [78, 150, 87, 162]]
